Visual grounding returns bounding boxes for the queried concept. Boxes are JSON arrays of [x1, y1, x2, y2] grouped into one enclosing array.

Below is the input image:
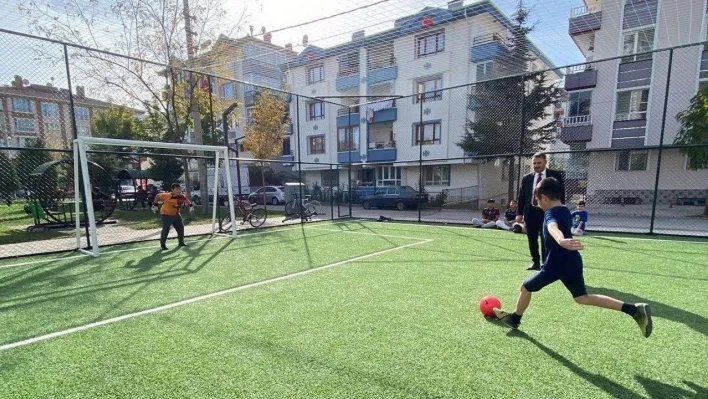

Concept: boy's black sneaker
[[178, 242, 188, 247], [633, 303, 652, 338], [493, 308, 520, 329], [161, 246, 168, 251]]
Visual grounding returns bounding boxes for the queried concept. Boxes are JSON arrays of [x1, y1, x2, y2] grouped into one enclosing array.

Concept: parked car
[[361, 186, 429, 211], [249, 186, 286, 206]]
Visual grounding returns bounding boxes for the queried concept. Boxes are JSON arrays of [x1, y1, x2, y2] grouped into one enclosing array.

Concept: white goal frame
[[74, 137, 237, 257]]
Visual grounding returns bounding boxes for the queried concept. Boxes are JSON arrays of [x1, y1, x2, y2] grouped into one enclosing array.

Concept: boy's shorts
[[523, 268, 587, 298]]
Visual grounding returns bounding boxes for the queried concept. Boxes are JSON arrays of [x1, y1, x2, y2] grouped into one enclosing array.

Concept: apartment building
[[285, 0, 558, 203], [203, 34, 296, 161], [0, 76, 133, 150], [562, 0, 708, 205]]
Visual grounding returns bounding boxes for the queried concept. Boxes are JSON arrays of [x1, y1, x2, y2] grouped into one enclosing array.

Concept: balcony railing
[[565, 63, 596, 75], [564, 115, 592, 126], [368, 141, 396, 150], [337, 106, 360, 116], [570, 4, 601, 18], [615, 111, 647, 122], [367, 58, 396, 71], [337, 67, 359, 77], [473, 32, 506, 45]]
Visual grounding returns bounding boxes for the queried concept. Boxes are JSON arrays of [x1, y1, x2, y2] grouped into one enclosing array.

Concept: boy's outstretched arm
[[547, 222, 584, 251]]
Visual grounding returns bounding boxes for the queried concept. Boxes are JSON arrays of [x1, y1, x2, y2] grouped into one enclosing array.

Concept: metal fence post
[[207, 75, 220, 225], [348, 106, 353, 218], [649, 48, 674, 235], [418, 94, 424, 223], [296, 95, 304, 224], [516, 74, 526, 201]]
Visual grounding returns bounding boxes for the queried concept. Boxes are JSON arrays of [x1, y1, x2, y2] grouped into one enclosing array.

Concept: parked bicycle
[[219, 199, 267, 230], [283, 193, 321, 222]]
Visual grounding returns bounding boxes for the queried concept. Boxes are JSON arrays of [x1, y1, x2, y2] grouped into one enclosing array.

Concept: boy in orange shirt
[[152, 183, 194, 250]]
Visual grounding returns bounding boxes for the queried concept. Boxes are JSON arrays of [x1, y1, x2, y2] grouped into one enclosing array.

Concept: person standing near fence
[[516, 152, 565, 270], [152, 183, 194, 250]]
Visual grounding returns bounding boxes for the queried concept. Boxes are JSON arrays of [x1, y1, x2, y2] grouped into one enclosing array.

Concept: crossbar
[[77, 137, 226, 152]]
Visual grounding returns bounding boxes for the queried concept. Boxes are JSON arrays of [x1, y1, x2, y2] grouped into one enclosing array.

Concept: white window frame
[[16, 135, 37, 147], [475, 61, 494, 81], [376, 166, 401, 186], [307, 65, 324, 84], [41, 102, 59, 118], [620, 25, 656, 63], [615, 88, 650, 121], [685, 153, 708, 170], [416, 30, 445, 58], [564, 89, 593, 125], [423, 165, 451, 186], [615, 150, 649, 172], [14, 117, 35, 133], [12, 98, 32, 113]]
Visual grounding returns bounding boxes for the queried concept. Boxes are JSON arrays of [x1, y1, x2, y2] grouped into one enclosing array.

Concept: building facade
[[285, 0, 558, 205], [0, 76, 131, 150], [562, 0, 708, 205]]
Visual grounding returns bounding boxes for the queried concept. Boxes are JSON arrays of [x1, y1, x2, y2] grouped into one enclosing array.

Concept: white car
[[248, 186, 285, 206]]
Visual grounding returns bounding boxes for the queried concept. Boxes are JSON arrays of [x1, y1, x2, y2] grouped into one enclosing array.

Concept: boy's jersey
[[155, 192, 189, 216], [504, 208, 518, 222], [543, 206, 582, 271], [482, 207, 499, 220], [571, 210, 588, 229]]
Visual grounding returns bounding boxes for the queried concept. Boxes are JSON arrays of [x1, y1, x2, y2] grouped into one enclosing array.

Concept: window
[[686, 154, 708, 170], [308, 102, 325, 120], [220, 83, 234, 99], [12, 98, 31, 113], [307, 65, 324, 84], [308, 135, 325, 154], [416, 30, 445, 58], [423, 165, 450, 186], [338, 53, 359, 76], [565, 91, 592, 125], [282, 138, 291, 156], [621, 27, 654, 63], [16, 136, 37, 147], [414, 121, 441, 145], [321, 170, 338, 187], [415, 77, 443, 102], [476, 61, 494, 81], [41, 103, 58, 117], [615, 89, 649, 121], [376, 166, 401, 186], [337, 127, 359, 152], [616, 150, 648, 171], [74, 107, 89, 120], [14, 118, 35, 133]]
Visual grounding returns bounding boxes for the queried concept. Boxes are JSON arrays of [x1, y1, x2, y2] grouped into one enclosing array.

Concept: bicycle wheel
[[285, 200, 298, 216], [307, 200, 321, 215], [248, 208, 267, 228], [219, 214, 232, 232]]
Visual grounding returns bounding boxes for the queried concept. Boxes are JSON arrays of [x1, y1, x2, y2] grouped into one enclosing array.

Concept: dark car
[[361, 186, 428, 211]]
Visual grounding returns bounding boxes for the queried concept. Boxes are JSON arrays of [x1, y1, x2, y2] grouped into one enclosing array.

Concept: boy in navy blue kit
[[571, 200, 588, 235], [494, 178, 653, 338]]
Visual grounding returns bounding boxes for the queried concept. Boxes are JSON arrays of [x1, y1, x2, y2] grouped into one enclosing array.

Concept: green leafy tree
[[0, 151, 19, 204], [149, 157, 185, 190], [15, 139, 55, 193], [90, 106, 147, 178], [457, 1, 561, 201], [674, 86, 708, 215]]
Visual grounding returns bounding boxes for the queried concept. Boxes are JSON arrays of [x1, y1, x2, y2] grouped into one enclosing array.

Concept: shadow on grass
[[586, 285, 707, 337], [487, 319, 706, 399]]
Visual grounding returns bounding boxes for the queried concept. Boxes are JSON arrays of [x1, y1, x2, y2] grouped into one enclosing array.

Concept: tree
[[90, 106, 147, 177], [0, 151, 19, 204], [674, 86, 708, 215], [149, 157, 185, 189], [242, 91, 288, 201], [15, 139, 56, 197], [456, 1, 561, 201]]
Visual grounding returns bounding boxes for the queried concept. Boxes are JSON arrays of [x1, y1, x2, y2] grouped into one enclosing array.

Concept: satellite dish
[[261, 26, 266, 34], [22, 79, 29, 86]]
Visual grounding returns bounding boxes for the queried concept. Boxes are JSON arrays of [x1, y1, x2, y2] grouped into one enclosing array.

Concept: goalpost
[[74, 137, 237, 257]]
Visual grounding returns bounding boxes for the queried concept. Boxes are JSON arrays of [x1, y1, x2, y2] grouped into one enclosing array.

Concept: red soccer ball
[[479, 295, 502, 318]]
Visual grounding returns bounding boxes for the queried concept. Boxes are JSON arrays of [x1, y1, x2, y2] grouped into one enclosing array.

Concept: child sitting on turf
[[571, 200, 588, 235], [493, 177, 653, 338]]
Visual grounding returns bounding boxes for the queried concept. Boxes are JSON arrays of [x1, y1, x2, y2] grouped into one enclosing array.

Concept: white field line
[[0, 238, 432, 352], [347, 218, 708, 244], [0, 222, 344, 270], [307, 226, 430, 241]]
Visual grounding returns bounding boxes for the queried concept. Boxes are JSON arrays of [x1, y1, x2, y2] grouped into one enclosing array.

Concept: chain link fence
[[0, 29, 706, 258]]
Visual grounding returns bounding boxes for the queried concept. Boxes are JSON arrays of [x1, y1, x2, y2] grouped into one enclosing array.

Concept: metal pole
[[207, 76, 219, 224], [223, 148, 237, 237], [649, 48, 674, 234], [64, 44, 91, 249], [516, 74, 526, 201], [296, 95, 304, 222], [348, 106, 353, 217], [330, 163, 334, 220], [418, 94, 423, 223], [211, 151, 220, 233]]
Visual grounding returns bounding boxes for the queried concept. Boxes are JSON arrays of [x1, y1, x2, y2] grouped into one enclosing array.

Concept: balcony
[[559, 115, 593, 144], [617, 59, 652, 89], [336, 67, 360, 91], [367, 64, 398, 86], [612, 118, 646, 148], [367, 143, 397, 163], [337, 106, 360, 127], [564, 63, 597, 90], [337, 151, 362, 163], [365, 100, 397, 124], [244, 90, 259, 107], [569, 5, 602, 35], [470, 33, 510, 63]]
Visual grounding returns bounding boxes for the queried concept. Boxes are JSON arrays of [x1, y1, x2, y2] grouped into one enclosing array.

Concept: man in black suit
[[515, 152, 565, 270]]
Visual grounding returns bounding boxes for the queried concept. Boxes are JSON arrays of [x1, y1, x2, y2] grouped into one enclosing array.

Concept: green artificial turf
[[0, 220, 706, 398]]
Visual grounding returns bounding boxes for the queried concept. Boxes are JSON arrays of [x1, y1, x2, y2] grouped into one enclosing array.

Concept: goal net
[[74, 137, 237, 257]]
